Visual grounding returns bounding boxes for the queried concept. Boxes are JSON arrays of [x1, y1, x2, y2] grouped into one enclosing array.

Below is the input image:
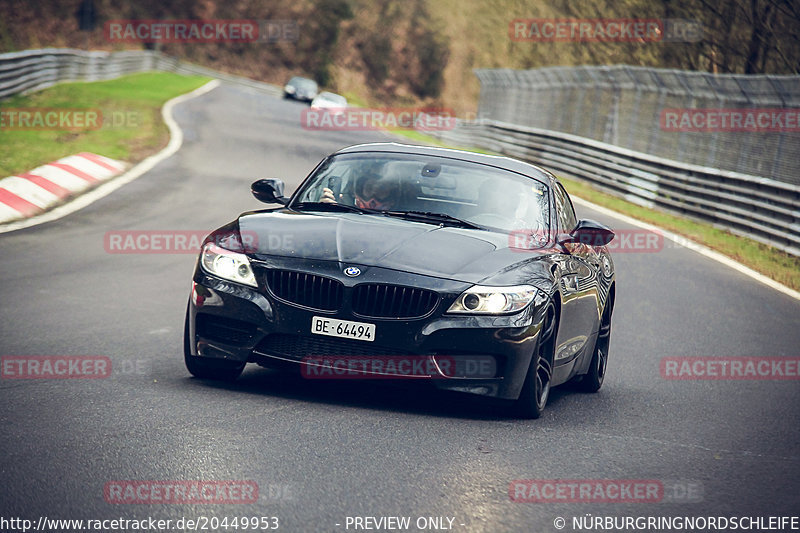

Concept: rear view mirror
[[251, 179, 287, 205], [569, 219, 615, 246]]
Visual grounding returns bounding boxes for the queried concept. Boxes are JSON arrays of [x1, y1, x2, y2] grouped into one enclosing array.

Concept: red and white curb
[[0, 153, 127, 223], [0, 79, 220, 234]]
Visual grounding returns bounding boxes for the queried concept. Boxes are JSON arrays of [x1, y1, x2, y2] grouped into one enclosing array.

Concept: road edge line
[[570, 195, 800, 302], [0, 79, 221, 234]]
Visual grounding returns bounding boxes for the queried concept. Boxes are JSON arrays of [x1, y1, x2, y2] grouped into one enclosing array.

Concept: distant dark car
[[184, 143, 616, 418], [283, 76, 318, 102]]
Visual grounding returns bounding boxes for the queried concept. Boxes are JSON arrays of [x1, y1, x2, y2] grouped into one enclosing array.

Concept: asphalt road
[[1, 82, 799, 533]]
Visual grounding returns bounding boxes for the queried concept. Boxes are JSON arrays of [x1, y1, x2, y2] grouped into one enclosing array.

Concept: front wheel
[[577, 300, 612, 393], [183, 307, 245, 381], [516, 302, 557, 419]]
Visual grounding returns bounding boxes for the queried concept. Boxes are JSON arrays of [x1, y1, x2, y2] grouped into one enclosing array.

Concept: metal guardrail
[[473, 66, 800, 186], [433, 120, 800, 256], [0, 48, 281, 100]]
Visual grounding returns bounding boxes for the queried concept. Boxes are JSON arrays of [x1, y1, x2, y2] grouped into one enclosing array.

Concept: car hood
[[237, 210, 553, 285]]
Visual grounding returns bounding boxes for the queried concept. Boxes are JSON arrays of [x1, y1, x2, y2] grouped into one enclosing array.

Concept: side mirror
[[251, 179, 287, 205], [567, 219, 615, 247]]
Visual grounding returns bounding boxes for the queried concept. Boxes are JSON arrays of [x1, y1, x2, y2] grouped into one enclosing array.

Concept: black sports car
[[185, 143, 616, 418]]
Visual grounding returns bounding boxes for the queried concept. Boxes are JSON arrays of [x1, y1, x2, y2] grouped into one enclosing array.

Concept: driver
[[478, 180, 507, 213], [321, 171, 399, 211], [475, 179, 527, 229]]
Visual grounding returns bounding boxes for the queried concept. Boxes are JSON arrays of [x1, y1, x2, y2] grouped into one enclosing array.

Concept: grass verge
[[0, 72, 211, 177], [389, 129, 800, 292]]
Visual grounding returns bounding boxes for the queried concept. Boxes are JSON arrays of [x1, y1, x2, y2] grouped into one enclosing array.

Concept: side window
[[554, 183, 577, 232]]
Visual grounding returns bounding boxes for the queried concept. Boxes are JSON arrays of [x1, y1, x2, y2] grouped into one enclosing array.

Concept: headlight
[[200, 243, 257, 288], [447, 285, 538, 314], [285, 85, 296, 93]]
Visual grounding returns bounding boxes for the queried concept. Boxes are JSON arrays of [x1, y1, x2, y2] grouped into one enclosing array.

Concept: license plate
[[311, 316, 375, 342]]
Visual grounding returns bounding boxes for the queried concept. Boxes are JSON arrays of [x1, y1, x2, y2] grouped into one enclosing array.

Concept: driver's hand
[[321, 187, 337, 203]]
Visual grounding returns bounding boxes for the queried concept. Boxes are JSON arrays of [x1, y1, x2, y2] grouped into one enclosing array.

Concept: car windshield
[[316, 92, 346, 105], [289, 77, 317, 90], [293, 152, 550, 233]]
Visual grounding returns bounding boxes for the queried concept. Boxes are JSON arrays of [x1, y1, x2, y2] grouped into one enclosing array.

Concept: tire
[[516, 302, 557, 419], [183, 307, 245, 381], [577, 299, 612, 393]]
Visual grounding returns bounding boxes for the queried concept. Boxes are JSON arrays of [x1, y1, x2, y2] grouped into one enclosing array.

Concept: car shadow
[[182, 364, 577, 421]]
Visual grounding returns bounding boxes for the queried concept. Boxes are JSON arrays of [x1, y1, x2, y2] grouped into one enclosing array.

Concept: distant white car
[[310, 92, 348, 115]]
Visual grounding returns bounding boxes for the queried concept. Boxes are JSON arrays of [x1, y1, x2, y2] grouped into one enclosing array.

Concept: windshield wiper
[[383, 210, 485, 230], [292, 202, 373, 214], [292, 204, 485, 230]]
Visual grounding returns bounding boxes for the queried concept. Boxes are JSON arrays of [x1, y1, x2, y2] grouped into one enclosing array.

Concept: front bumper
[[187, 261, 550, 400], [284, 90, 315, 102]]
